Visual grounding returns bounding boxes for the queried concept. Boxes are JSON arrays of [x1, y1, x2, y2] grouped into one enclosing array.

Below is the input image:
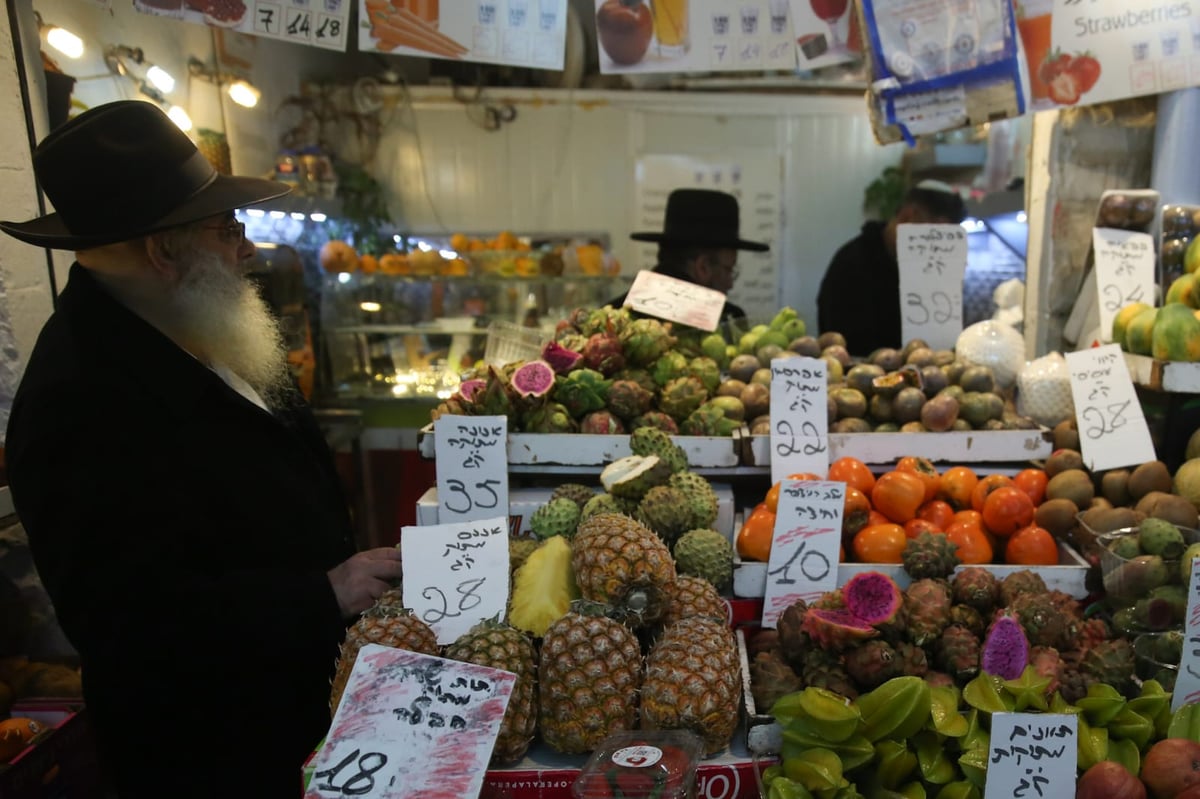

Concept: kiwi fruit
[[1035, 497, 1080, 538], [1100, 469, 1132, 507], [1052, 420, 1080, 452], [1045, 449, 1085, 479], [1136, 490, 1200, 529], [1080, 505, 1141, 535], [1129, 460, 1173, 501], [1045, 468, 1096, 509]]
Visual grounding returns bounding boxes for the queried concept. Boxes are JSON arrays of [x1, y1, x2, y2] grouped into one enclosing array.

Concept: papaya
[[1151, 302, 1200, 361], [1186, 235, 1200, 274], [1125, 306, 1158, 355], [1166, 273, 1200, 308], [1113, 301, 1152, 346]]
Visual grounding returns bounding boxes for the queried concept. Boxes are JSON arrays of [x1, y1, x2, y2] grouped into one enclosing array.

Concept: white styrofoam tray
[[743, 429, 1053, 467]]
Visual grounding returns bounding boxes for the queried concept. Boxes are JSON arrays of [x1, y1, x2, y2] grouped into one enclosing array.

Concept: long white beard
[[166, 251, 291, 408]]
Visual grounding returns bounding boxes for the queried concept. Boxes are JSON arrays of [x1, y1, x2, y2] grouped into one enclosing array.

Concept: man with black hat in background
[[817, 179, 967, 356], [610, 188, 769, 324], [1, 101, 403, 796]]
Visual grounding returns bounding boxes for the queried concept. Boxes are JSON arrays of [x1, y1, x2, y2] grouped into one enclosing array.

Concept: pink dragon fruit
[[540, 341, 583, 375], [842, 571, 903, 625], [630, 412, 680, 434], [801, 608, 879, 651], [510, 360, 556, 400], [981, 614, 1030, 680], [579, 410, 625, 435], [581, 332, 626, 376], [607, 380, 654, 420], [458, 379, 487, 404]]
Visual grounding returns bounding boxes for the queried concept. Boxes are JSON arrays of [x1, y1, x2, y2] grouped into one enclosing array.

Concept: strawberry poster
[[133, 0, 349, 50], [1018, 0, 1200, 110], [358, 0, 568, 70]]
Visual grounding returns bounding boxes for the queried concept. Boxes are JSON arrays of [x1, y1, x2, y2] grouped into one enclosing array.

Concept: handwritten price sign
[[769, 357, 829, 482], [400, 517, 509, 645], [984, 713, 1077, 799], [898, 224, 969, 351], [306, 645, 514, 799], [623, 270, 727, 332], [1093, 228, 1155, 343], [1171, 557, 1200, 712], [1064, 345, 1156, 471], [761, 480, 843, 627], [434, 415, 509, 523]]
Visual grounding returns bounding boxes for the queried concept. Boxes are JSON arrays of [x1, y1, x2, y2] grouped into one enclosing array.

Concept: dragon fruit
[[554, 318, 579, 340], [510, 360, 556, 400], [629, 412, 679, 434], [565, 307, 592, 332], [579, 410, 625, 435], [652, 351, 690, 387], [904, 578, 952, 646], [612, 368, 657, 396], [619, 318, 676, 367], [843, 640, 901, 689], [935, 624, 981, 682], [552, 369, 611, 418], [981, 615, 1029, 680], [658, 376, 708, 421], [579, 305, 630, 337], [540, 341, 583, 375], [607, 380, 654, 420], [459, 379, 487, 403], [801, 608, 879, 651], [686, 356, 722, 395], [558, 332, 588, 353], [521, 402, 578, 433], [581, 332, 626, 376], [474, 367, 519, 425], [680, 403, 739, 436], [842, 571, 903, 625]]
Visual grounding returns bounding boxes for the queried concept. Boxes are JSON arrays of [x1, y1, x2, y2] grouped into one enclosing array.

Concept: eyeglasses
[[202, 220, 246, 244], [710, 258, 739, 281]]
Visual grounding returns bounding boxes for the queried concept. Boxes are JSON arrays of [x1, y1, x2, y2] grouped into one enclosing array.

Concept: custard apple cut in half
[[599, 454, 672, 500]]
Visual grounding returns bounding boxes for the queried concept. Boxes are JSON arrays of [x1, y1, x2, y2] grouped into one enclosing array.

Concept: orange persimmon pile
[[736, 456, 1058, 568]]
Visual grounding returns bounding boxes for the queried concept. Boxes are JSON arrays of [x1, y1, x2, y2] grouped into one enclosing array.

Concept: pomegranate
[[1076, 761, 1145, 799], [1143, 738, 1200, 799]]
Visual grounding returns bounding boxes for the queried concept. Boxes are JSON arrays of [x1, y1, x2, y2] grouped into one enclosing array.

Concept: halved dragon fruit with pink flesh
[[540, 341, 583, 375], [800, 608, 879, 650], [510, 360, 556, 399], [981, 615, 1029, 680], [842, 571, 903, 626], [458, 379, 487, 403]]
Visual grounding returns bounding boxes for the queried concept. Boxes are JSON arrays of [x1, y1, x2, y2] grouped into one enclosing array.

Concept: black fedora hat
[[630, 188, 768, 252], [0, 100, 291, 250]]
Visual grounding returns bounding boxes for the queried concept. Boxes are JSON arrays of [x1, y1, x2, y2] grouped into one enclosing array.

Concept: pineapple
[[538, 602, 642, 753], [329, 593, 439, 713], [508, 535, 580, 637], [641, 615, 741, 755], [571, 512, 676, 628], [444, 620, 537, 764], [660, 575, 728, 628]]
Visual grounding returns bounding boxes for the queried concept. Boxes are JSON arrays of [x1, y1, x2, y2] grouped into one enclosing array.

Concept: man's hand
[[326, 547, 404, 619]]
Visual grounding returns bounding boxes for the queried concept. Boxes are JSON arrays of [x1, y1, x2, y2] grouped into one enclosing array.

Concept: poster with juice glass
[[1016, 0, 1200, 110], [358, 0, 568, 70], [596, 0, 800, 73]]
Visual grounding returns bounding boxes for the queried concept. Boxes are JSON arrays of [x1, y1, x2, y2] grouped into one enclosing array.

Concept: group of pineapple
[[329, 428, 743, 766]]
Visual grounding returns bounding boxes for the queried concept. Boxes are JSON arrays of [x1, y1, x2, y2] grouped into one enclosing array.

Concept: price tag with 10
[[983, 713, 1077, 799], [1092, 228, 1155, 344], [1064, 345, 1156, 472], [897, 223, 969, 351], [434, 415, 509, 523], [769, 357, 829, 483], [761, 480, 844, 627], [622, 270, 726, 332]]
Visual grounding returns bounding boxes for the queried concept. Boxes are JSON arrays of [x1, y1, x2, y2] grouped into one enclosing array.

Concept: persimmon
[[1013, 468, 1049, 506], [736, 507, 777, 562], [872, 470, 927, 523], [843, 486, 873, 539], [867, 509, 891, 527], [904, 517, 943, 539], [938, 466, 979, 510], [786, 472, 823, 481], [971, 473, 1014, 512], [829, 456, 876, 495], [917, 500, 956, 530], [896, 456, 941, 503], [852, 523, 907, 563], [953, 509, 983, 527], [765, 481, 782, 513], [945, 519, 994, 564], [1005, 524, 1059, 565], [981, 485, 1036, 538]]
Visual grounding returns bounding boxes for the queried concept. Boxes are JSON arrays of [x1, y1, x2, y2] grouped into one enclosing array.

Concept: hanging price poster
[[134, 0, 349, 50], [433, 414, 509, 524], [897, 223, 969, 351], [597, 0, 798, 74], [1017, 0, 1200, 111], [306, 644, 514, 799], [358, 0, 567, 70]]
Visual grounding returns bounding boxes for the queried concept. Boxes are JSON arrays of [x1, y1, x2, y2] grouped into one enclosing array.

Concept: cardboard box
[[416, 485, 737, 541], [732, 541, 1091, 601], [742, 429, 1053, 468], [0, 702, 100, 798]]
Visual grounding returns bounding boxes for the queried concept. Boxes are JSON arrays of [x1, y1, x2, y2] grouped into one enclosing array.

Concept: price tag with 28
[[1064, 345, 1155, 471]]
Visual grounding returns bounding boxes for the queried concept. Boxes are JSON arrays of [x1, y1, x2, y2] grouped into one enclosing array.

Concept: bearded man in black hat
[[611, 188, 769, 323], [1, 101, 403, 797]]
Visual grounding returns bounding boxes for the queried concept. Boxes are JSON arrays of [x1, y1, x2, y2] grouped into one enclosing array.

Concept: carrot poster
[[358, 0, 568, 70], [1018, 0, 1200, 110]]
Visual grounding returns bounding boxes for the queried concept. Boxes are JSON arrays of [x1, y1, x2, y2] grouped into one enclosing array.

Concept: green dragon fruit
[[581, 332, 625, 376], [579, 410, 625, 435], [686, 356, 722, 395], [659, 376, 708, 421], [521, 402, 578, 433], [680, 402, 740, 436], [629, 411, 679, 434], [557, 332, 588, 353], [607, 380, 654, 420], [612, 368, 657, 395], [474, 367, 519, 425], [651, 351, 690, 387], [552, 368, 611, 418], [579, 305, 630, 337], [619, 318, 676, 367]]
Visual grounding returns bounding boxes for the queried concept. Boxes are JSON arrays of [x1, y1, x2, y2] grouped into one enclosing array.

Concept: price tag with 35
[[897, 223, 968, 350], [434, 415, 509, 523], [1064, 345, 1155, 471], [769, 357, 829, 483], [761, 480, 844, 627], [1093, 228, 1154, 343]]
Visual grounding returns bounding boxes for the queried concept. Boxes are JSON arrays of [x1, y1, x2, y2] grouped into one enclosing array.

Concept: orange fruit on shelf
[[896, 456, 940, 503], [904, 517, 943, 539], [871, 470, 927, 523], [378, 252, 410, 275], [1005, 524, 1059, 565], [736, 507, 777, 562], [852, 523, 907, 563], [1013, 468, 1049, 506], [971, 473, 1014, 512], [449, 233, 470, 252], [765, 481, 782, 513], [829, 456, 876, 495], [843, 486, 872, 538], [319, 239, 359, 273], [867, 509, 890, 527], [946, 519, 994, 564], [358, 254, 379, 274], [917, 500, 956, 531], [938, 466, 979, 510], [981, 485, 1036, 538]]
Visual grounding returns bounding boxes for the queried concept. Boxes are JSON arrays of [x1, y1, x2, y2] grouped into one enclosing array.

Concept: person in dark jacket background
[[1, 101, 402, 797], [817, 180, 967, 356]]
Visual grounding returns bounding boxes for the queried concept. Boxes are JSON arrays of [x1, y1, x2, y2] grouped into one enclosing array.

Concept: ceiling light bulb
[[46, 27, 83, 59], [227, 80, 260, 108], [146, 65, 175, 94], [166, 105, 192, 132]]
